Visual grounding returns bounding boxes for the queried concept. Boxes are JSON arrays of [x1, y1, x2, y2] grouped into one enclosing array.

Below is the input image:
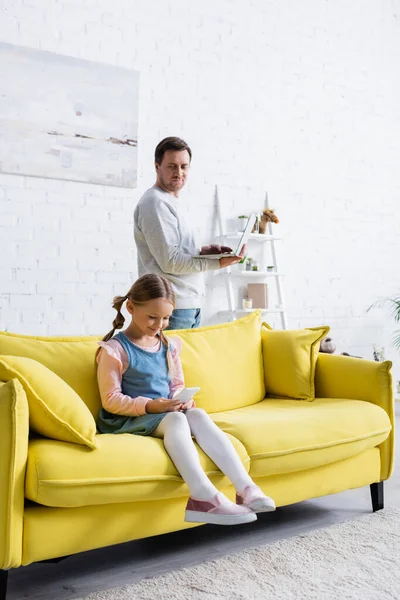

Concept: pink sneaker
[[236, 485, 276, 513], [185, 492, 257, 526]]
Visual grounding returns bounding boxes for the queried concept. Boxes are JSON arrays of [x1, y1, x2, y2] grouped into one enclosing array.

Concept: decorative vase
[[259, 215, 267, 234]]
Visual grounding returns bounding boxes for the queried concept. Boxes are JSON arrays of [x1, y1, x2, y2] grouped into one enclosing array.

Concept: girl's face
[[126, 298, 174, 336]]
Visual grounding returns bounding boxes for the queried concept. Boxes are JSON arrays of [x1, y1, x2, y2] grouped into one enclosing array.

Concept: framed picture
[[0, 42, 139, 188]]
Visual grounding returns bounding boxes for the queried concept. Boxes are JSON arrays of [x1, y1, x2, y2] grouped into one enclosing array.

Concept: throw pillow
[[165, 310, 264, 413], [261, 323, 330, 401], [0, 355, 97, 448]]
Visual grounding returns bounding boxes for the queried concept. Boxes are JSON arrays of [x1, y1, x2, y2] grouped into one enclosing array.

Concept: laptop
[[193, 213, 257, 259]]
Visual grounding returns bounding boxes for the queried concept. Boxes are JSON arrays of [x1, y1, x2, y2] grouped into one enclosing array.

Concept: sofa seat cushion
[[25, 432, 250, 508], [211, 398, 391, 478]]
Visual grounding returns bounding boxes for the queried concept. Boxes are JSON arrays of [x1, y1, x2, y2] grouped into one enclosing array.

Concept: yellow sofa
[[0, 311, 394, 598]]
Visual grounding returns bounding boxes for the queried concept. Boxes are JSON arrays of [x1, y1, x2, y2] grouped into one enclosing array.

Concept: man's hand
[[146, 398, 183, 414], [219, 244, 246, 269], [200, 244, 233, 255]]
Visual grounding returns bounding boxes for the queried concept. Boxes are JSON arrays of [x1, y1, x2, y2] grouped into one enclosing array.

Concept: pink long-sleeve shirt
[[96, 335, 193, 417]]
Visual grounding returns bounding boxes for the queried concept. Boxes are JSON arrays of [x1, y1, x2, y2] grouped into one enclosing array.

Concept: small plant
[[267, 265, 274, 272], [367, 294, 400, 351]]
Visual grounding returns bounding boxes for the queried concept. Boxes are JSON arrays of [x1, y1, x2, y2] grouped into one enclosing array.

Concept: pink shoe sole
[[236, 488, 276, 513]]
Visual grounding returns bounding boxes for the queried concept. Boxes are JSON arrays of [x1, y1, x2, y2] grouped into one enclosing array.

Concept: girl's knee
[[186, 407, 210, 423], [164, 411, 192, 434], [164, 411, 188, 425]]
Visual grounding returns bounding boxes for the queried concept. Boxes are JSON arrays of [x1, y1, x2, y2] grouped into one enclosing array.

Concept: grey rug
[[77, 508, 400, 600]]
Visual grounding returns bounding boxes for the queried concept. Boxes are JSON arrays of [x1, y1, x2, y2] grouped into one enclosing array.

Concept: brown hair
[[100, 274, 176, 372], [155, 136, 192, 165]]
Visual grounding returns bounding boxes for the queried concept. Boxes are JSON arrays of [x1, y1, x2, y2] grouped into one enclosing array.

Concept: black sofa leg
[[0, 570, 8, 600], [370, 481, 384, 512]]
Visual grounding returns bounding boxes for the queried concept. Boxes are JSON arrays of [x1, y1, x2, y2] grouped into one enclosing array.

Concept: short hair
[[155, 137, 192, 165]]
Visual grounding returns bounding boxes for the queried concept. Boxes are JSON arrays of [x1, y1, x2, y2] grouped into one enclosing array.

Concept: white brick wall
[[1, 0, 399, 381]]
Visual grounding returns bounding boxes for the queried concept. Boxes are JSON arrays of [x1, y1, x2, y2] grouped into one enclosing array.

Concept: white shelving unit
[[215, 185, 288, 329]]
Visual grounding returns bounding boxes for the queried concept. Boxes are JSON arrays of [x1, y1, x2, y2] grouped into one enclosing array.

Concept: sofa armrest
[[0, 379, 29, 569], [315, 353, 394, 480]]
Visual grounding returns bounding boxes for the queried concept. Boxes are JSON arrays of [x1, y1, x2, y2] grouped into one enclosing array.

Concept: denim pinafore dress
[[97, 332, 171, 436]]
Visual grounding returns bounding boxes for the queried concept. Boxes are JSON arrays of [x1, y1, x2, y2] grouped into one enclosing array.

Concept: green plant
[[238, 215, 248, 219], [367, 294, 400, 350]]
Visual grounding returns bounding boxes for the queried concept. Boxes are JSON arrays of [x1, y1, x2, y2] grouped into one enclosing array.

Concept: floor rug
[[77, 508, 400, 600]]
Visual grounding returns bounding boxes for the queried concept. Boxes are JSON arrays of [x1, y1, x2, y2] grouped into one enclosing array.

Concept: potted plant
[[367, 293, 400, 351], [237, 215, 248, 232], [267, 265, 275, 272], [245, 257, 254, 271]]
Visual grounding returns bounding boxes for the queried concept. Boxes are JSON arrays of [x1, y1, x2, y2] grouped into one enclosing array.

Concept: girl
[[96, 274, 275, 526]]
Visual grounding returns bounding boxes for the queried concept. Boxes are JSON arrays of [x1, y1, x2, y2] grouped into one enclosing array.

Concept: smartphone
[[174, 387, 200, 402]]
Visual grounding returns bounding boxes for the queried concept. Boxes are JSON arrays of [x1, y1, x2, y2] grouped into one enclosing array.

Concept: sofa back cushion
[[0, 331, 100, 416], [261, 323, 329, 401], [0, 355, 97, 448], [165, 310, 264, 413]]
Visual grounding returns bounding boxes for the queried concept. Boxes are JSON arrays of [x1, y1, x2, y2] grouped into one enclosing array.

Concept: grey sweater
[[134, 186, 219, 309]]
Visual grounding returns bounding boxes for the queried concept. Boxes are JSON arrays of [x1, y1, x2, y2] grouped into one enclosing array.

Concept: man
[[134, 136, 244, 330]]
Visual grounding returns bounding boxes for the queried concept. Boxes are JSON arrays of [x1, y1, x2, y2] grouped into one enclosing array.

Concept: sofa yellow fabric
[[0, 356, 97, 449], [25, 432, 249, 508], [0, 320, 395, 572], [0, 380, 29, 569], [22, 448, 380, 566], [315, 353, 394, 480], [165, 310, 265, 413], [262, 324, 329, 400], [0, 330, 101, 416], [255, 447, 381, 509], [211, 397, 391, 478]]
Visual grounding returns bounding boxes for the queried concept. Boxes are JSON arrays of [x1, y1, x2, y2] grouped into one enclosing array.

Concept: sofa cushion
[[164, 310, 265, 413], [0, 356, 97, 449], [25, 432, 250, 508], [0, 330, 100, 416], [262, 324, 329, 400], [211, 397, 391, 478]]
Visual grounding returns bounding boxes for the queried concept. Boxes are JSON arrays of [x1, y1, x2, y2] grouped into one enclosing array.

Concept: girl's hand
[[146, 397, 182, 414], [179, 400, 194, 411]]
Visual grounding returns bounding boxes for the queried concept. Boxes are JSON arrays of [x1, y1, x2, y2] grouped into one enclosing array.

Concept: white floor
[[6, 405, 399, 600]]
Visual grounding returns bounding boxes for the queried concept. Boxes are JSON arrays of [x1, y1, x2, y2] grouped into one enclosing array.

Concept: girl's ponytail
[[159, 330, 176, 378], [101, 294, 128, 343]]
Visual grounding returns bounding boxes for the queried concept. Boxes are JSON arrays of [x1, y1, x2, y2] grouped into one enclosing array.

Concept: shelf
[[231, 271, 283, 277], [219, 307, 285, 316], [218, 233, 281, 242]]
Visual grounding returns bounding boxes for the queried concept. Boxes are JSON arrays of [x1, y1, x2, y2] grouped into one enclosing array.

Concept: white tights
[[153, 408, 253, 501]]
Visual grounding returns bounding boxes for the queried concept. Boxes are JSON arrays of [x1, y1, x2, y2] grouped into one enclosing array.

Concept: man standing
[[134, 137, 244, 330]]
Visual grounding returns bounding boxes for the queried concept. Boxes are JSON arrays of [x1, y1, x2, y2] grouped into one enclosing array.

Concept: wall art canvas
[[0, 42, 139, 187]]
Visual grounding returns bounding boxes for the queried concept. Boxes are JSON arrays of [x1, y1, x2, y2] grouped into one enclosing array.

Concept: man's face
[[155, 149, 191, 196]]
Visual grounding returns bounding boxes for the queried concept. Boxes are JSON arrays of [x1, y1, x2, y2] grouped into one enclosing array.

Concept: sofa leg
[[370, 482, 384, 512], [0, 570, 8, 600]]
